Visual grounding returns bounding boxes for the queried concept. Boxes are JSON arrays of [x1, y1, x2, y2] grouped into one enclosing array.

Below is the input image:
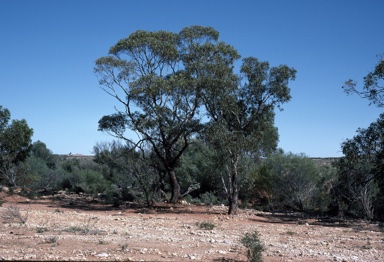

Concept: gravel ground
[[0, 193, 383, 261]]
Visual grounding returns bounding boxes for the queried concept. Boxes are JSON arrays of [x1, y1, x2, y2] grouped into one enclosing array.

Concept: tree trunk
[[227, 154, 239, 215], [168, 169, 181, 204], [227, 173, 239, 214]]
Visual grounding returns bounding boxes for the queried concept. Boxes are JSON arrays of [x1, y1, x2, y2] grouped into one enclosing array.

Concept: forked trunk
[[168, 169, 181, 204]]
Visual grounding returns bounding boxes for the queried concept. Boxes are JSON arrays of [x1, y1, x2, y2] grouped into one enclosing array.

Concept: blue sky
[[1, 0, 383, 157]]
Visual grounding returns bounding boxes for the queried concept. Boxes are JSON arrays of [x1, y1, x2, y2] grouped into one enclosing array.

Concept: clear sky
[[1, 0, 383, 157]]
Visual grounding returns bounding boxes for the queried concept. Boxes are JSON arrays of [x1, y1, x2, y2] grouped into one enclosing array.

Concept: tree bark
[[227, 154, 239, 215], [168, 169, 181, 204]]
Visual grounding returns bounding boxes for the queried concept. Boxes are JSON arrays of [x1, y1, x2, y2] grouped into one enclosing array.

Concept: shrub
[[200, 191, 219, 205], [240, 230, 264, 262], [196, 220, 215, 230], [36, 227, 48, 233], [47, 236, 57, 243], [1, 204, 28, 224], [61, 169, 110, 195]]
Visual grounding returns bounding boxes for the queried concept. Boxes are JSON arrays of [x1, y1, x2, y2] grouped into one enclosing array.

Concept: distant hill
[[55, 154, 94, 161], [310, 157, 339, 167], [55, 154, 339, 168]]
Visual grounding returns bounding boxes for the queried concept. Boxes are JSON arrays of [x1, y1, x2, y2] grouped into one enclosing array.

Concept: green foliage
[[19, 141, 64, 191], [96, 26, 229, 203], [38, 154, 112, 197], [334, 113, 384, 220], [62, 166, 109, 195], [313, 165, 338, 214], [0, 106, 33, 186], [95, 25, 296, 208], [93, 141, 158, 205], [176, 140, 224, 197], [251, 152, 322, 212], [200, 191, 221, 206], [240, 230, 264, 262], [343, 56, 384, 107], [203, 57, 296, 215]]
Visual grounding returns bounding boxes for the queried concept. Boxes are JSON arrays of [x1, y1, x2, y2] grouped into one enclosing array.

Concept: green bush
[[62, 169, 110, 195], [248, 152, 324, 212], [200, 191, 219, 205], [240, 230, 264, 262]]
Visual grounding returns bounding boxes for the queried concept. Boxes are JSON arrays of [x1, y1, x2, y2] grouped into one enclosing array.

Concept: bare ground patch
[[0, 193, 383, 261]]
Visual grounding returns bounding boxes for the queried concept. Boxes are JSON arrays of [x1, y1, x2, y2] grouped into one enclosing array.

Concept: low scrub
[[196, 220, 215, 230], [240, 230, 264, 262], [1, 204, 29, 224]]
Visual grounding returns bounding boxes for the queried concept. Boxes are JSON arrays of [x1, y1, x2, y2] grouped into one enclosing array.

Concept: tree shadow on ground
[[11, 194, 225, 215], [249, 212, 381, 232], [3, 192, 381, 233]]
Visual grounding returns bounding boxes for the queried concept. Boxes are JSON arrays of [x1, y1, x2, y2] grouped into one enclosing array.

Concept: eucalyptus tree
[[341, 56, 384, 218], [94, 26, 238, 203], [203, 58, 296, 214], [0, 106, 33, 186]]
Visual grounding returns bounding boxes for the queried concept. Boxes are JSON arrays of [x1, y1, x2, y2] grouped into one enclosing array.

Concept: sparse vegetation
[[98, 239, 107, 245], [196, 220, 215, 230], [240, 230, 264, 262], [1, 204, 29, 224], [0, 194, 383, 261], [63, 226, 100, 235], [47, 236, 57, 244], [286, 231, 296, 235], [36, 227, 48, 233], [62, 226, 84, 233], [62, 217, 99, 235], [120, 243, 128, 251]]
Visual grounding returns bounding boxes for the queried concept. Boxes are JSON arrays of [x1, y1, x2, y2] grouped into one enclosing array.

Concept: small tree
[[0, 106, 33, 186], [204, 58, 296, 214]]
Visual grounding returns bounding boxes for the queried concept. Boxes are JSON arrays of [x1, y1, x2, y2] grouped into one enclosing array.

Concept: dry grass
[[1, 204, 29, 224]]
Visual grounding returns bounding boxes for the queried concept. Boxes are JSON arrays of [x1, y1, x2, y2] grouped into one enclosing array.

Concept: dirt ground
[[0, 192, 383, 261]]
